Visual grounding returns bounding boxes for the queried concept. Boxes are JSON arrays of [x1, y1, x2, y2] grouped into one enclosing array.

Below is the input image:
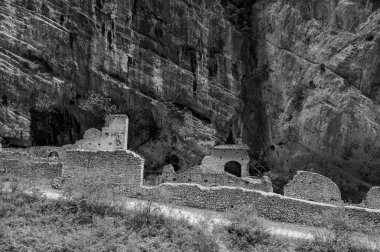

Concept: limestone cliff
[[253, 0, 380, 201], [1, 0, 380, 202]]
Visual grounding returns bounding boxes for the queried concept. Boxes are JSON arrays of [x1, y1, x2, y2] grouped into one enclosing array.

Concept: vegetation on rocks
[[78, 91, 118, 116]]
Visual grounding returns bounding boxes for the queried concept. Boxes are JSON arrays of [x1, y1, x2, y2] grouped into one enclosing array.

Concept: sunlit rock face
[[253, 0, 380, 201], [1, 0, 380, 202]]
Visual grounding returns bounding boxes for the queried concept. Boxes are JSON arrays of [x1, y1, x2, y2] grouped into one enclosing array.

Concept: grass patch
[[221, 205, 379, 251], [0, 189, 218, 252], [221, 205, 290, 251]]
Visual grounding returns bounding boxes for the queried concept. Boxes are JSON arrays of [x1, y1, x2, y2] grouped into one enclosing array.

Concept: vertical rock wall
[[252, 0, 380, 201], [0, 0, 259, 172]]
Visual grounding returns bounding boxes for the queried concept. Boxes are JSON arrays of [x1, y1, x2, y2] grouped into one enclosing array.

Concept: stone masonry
[[158, 164, 273, 192], [284, 171, 342, 204], [0, 149, 62, 179], [137, 183, 380, 225], [62, 150, 144, 192], [201, 144, 250, 177], [366, 187, 380, 209], [75, 115, 129, 151]]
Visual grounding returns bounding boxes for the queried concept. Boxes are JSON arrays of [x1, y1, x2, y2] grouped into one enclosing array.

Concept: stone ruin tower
[[75, 114, 129, 151]]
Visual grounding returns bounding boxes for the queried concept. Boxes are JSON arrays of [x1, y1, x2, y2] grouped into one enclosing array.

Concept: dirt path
[[38, 190, 320, 237]]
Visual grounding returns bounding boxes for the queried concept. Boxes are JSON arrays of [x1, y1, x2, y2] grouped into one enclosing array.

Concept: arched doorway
[[224, 161, 242, 177]]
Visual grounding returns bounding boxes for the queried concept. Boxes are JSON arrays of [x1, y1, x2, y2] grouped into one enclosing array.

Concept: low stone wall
[[0, 150, 29, 160], [0, 149, 63, 180], [134, 183, 380, 225], [0, 158, 62, 179], [28, 146, 67, 159], [158, 166, 272, 192], [62, 150, 144, 192]]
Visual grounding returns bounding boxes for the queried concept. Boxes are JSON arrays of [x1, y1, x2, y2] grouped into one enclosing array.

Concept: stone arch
[[48, 151, 59, 158], [224, 161, 241, 177]]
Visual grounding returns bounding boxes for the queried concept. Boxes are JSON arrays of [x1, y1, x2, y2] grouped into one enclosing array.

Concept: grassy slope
[[1, 176, 380, 252], [0, 190, 218, 252]]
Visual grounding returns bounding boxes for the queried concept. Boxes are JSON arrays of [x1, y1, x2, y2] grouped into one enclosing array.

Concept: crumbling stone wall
[[0, 158, 61, 179], [284, 171, 342, 204], [62, 150, 144, 191], [0, 149, 62, 179], [28, 146, 67, 159], [157, 165, 272, 192], [135, 184, 380, 225], [201, 145, 250, 176], [75, 115, 129, 151], [366, 187, 380, 209]]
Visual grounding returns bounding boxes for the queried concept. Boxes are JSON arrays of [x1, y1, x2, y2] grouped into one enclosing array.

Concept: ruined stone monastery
[[1, 115, 380, 224]]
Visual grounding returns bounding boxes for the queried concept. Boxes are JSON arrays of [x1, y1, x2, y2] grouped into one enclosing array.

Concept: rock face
[[366, 187, 380, 209], [1, 0, 380, 202], [0, 0, 259, 173], [251, 0, 380, 202], [284, 171, 342, 204]]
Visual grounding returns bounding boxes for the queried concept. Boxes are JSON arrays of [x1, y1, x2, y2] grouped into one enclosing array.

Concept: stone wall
[[62, 150, 144, 191], [135, 183, 380, 225], [366, 187, 380, 209], [284, 171, 342, 204], [0, 149, 62, 179], [156, 165, 273, 192], [201, 147, 250, 176], [28, 146, 67, 159], [74, 115, 129, 151], [0, 157, 62, 179]]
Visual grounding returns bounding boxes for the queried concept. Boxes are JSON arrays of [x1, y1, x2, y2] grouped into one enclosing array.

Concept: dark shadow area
[[30, 108, 81, 146], [224, 161, 242, 177], [165, 154, 181, 172]]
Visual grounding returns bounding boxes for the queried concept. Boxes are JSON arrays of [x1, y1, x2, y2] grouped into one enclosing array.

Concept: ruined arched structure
[[75, 115, 129, 151], [201, 144, 250, 177], [284, 171, 342, 204], [224, 161, 242, 177]]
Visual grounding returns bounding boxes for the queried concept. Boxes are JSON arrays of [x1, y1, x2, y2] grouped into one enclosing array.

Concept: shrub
[[222, 205, 290, 251], [298, 208, 379, 251], [78, 91, 118, 115]]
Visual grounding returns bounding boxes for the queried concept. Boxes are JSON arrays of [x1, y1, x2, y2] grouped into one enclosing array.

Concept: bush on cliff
[[78, 91, 118, 116]]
